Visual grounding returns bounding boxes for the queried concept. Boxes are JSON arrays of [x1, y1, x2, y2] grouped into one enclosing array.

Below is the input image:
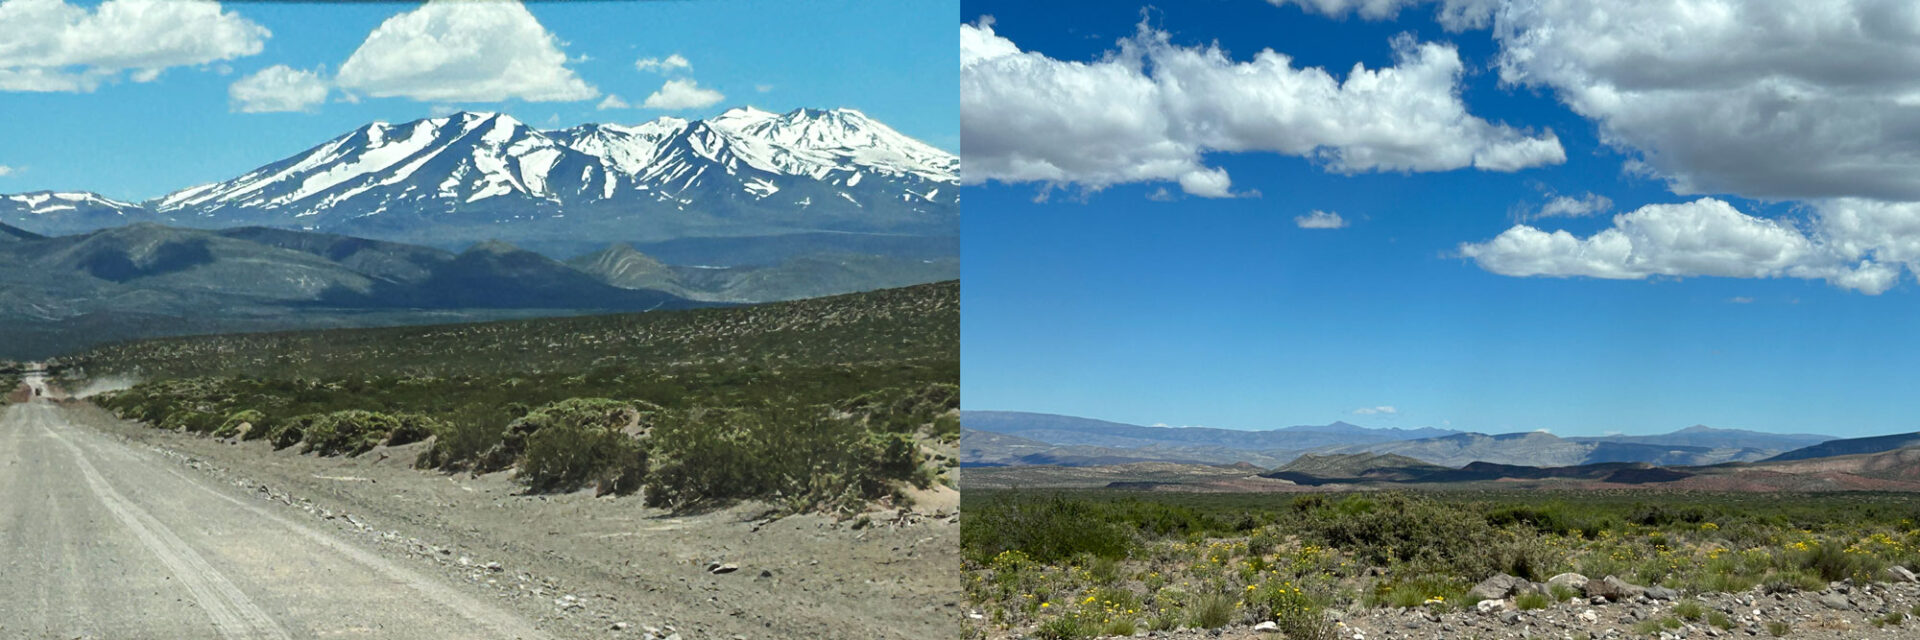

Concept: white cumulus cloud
[[0, 165, 14, 176], [960, 18, 1563, 199], [336, 0, 595, 103], [634, 53, 690, 73], [1296, 210, 1348, 229], [1288, 1, 1920, 295], [1353, 406, 1398, 415], [1494, 1, 1920, 203], [597, 94, 630, 110], [1267, 0, 1498, 31], [641, 78, 723, 110], [0, 0, 268, 92], [1461, 198, 1907, 294], [228, 64, 327, 113]]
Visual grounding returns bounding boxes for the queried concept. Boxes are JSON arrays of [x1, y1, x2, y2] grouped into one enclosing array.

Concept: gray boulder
[[1547, 573, 1590, 594], [1586, 575, 1648, 601], [1469, 574, 1531, 601]]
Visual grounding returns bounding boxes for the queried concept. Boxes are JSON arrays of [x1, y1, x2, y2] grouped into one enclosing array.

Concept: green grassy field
[[962, 489, 1920, 639], [66, 282, 958, 513]]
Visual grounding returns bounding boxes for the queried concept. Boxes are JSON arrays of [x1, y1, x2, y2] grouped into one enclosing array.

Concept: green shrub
[[1365, 572, 1468, 609], [268, 414, 317, 450], [1673, 600, 1704, 621], [514, 398, 649, 495], [644, 404, 924, 511], [1798, 539, 1886, 583], [238, 411, 276, 441], [1708, 610, 1733, 629], [1298, 493, 1535, 579], [1766, 621, 1791, 637], [1762, 569, 1825, 594], [1515, 591, 1551, 611], [384, 413, 444, 447], [1186, 592, 1234, 629], [300, 410, 439, 457], [961, 495, 1136, 564], [1034, 616, 1091, 640], [212, 409, 264, 439], [1252, 582, 1336, 640], [161, 407, 221, 433]]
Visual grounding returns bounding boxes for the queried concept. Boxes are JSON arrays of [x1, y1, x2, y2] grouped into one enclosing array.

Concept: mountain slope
[[1764, 432, 1920, 462], [1569, 425, 1829, 452], [0, 191, 159, 236], [0, 224, 697, 359], [0, 221, 45, 243], [568, 243, 681, 293]]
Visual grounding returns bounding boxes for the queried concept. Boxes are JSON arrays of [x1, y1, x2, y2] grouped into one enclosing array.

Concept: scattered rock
[[1819, 592, 1852, 610], [707, 562, 739, 575], [1469, 574, 1530, 601], [1888, 566, 1918, 583], [1252, 620, 1279, 632], [1476, 599, 1508, 614], [1587, 575, 1648, 601], [1646, 586, 1678, 601], [1548, 572, 1590, 594]]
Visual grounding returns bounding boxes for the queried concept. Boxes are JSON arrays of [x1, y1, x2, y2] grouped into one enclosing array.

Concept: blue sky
[[961, 0, 1920, 438], [0, 0, 957, 202]]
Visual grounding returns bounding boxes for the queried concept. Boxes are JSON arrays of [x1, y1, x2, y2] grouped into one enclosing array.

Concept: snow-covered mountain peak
[[60, 106, 959, 241], [710, 105, 780, 125], [699, 106, 957, 183], [2, 191, 141, 215]]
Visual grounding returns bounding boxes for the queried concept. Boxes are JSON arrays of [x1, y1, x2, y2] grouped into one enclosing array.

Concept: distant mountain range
[[0, 106, 958, 262], [0, 221, 711, 358], [963, 410, 1846, 469], [966, 441, 1920, 493], [963, 411, 1459, 450], [1764, 431, 1920, 462]]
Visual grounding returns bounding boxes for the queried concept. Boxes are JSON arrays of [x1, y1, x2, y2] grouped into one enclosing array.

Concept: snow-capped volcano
[[132, 107, 956, 245], [0, 107, 955, 252], [154, 111, 613, 221]]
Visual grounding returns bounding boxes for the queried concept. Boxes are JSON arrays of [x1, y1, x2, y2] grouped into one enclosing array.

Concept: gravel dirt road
[[0, 394, 550, 639]]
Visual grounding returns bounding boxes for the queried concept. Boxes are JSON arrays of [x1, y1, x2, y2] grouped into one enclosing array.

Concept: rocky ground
[[63, 399, 962, 639], [1084, 572, 1920, 640]]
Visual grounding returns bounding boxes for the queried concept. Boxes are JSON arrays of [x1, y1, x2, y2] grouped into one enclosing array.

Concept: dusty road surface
[[0, 396, 550, 639]]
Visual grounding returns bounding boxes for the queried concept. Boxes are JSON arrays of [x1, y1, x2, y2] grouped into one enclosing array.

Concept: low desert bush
[[513, 398, 649, 495], [961, 495, 1136, 564]]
